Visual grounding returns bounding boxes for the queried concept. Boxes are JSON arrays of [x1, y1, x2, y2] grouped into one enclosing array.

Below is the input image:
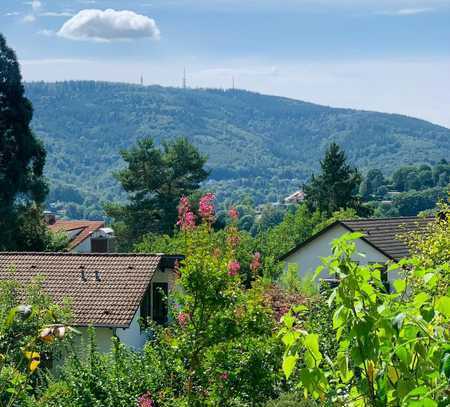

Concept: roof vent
[[80, 265, 86, 281], [95, 270, 101, 282]]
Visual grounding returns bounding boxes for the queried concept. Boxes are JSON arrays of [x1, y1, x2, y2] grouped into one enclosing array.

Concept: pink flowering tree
[[155, 194, 282, 405]]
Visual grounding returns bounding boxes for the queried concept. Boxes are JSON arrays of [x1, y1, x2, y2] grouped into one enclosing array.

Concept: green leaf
[[5, 307, 18, 328], [393, 279, 406, 293], [392, 313, 406, 332], [407, 399, 437, 407], [282, 355, 298, 379], [304, 333, 322, 367], [441, 353, 450, 379], [413, 292, 429, 307], [436, 296, 450, 318], [282, 331, 299, 347]]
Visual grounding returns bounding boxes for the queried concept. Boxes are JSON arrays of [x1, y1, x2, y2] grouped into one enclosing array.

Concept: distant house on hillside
[[280, 216, 433, 283], [284, 190, 305, 205], [45, 212, 115, 253], [0, 252, 181, 351]]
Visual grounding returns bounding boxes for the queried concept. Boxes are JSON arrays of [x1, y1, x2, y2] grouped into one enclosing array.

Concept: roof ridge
[[0, 252, 178, 257], [341, 216, 434, 222]]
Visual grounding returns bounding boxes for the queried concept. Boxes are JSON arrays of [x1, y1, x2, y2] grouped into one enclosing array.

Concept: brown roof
[[0, 253, 166, 328], [48, 220, 105, 250], [341, 217, 433, 261], [280, 216, 434, 262]]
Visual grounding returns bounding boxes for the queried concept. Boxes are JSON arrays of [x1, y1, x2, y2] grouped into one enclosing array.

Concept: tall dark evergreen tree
[[0, 33, 49, 251], [105, 136, 208, 249], [303, 142, 365, 216]]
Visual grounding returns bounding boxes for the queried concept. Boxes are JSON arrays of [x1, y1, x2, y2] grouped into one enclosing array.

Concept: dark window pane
[[152, 282, 168, 325]]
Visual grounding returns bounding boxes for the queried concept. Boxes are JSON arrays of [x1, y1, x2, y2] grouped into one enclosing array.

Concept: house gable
[[282, 223, 391, 279]]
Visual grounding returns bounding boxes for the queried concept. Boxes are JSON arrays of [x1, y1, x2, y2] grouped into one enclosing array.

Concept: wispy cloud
[[4, 11, 21, 16], [37, 29, 54, 36], [377, 7, 434, 16], [57, 9, 160, 42], [23, 14, 36, 23], [40, 11, 74, 17]]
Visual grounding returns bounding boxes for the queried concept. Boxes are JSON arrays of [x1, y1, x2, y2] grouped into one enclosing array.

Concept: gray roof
[[0, 253, 180, 328], [280, 216, 434, 261]]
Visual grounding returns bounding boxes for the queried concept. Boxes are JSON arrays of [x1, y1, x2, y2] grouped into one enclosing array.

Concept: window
[[152, 282, 168, 325], [369, 262, 390, 293], [140, 287, 151, 326]]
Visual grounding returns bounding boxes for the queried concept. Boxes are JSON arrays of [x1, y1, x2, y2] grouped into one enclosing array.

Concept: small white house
[[0, 252, 182, 351], [280, 216, 433, 283]]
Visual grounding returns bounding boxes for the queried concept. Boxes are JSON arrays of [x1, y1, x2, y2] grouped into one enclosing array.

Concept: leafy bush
[[280, 221, 450, 406], [37, 194, 284, 406], [0, 276, 73, 406]]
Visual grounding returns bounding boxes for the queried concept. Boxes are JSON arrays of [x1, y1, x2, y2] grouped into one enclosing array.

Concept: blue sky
[[2, 0, 450, 127]]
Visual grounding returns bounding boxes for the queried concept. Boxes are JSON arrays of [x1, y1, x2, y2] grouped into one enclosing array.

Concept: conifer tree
[[303, 142, 365, 216], [105, 136, 208, 249], [0, 34, 49, 250]]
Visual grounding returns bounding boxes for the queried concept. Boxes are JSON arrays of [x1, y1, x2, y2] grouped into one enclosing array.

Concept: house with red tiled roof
[[0, 252, 182, 351], [46, 212, 115, 253]]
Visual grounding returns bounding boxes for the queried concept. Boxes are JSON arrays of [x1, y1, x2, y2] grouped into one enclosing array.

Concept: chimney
[[44, 210, 56, 225], [80, 265, 86, 281]]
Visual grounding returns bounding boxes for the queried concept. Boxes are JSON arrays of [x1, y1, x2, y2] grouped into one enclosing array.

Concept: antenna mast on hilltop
[[182, 67, 187, 89], [140, 74, 144, 86], [232, 76, 235, 90]]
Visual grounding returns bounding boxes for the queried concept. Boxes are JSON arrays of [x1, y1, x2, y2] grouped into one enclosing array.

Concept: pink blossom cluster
[[177, 196, 196, 231], [219, 372, 229, 381], [228, 207, 239, 220], [138, 392, 155, 407], [177, 312, 190, 328], [199, 193, 216, 221], [227, 229, 240, 248], [227, 260, 240, 276], [250, 252, 262, 273]]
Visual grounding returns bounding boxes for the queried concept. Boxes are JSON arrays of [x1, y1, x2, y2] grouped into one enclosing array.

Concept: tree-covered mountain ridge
[[25, 81, 450, 218]]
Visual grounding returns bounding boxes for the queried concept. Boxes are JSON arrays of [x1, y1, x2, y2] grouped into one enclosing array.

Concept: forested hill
[[25, 81, 450, 219]]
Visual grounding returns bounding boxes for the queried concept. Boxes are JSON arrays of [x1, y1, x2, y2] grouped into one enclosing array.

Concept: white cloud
[[31, 0, 42, 12], [37, 29, 54, 36], [379, 7, 434, 15], [23, 14, 36, 22], [40, 11, 74, 17], [57, 9, 160, 42], [4, 11, 21, 16]]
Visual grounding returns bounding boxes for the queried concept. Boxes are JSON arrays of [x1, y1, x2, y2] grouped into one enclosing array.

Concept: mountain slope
[[25, 81, 450, 218]]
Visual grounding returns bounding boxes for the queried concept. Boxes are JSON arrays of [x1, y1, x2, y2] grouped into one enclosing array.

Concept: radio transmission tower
[[182, 68, 187, 89]]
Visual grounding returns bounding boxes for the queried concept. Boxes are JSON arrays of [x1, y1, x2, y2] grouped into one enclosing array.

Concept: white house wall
[[113, 268, 176, 350], [72, 237, 91, 253], [72, 268, 177, 352], [283, 224, 392, 280], [75, 326, 114, 353]]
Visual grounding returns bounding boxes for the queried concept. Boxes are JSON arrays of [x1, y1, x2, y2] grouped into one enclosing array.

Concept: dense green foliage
[[280, 210, 450, 406], [0, 276, 73, 406], [105, 136, 208, 248], [24, 81, 450, 219], [0, 34, 53, 251], [363, 161, 450, 217]]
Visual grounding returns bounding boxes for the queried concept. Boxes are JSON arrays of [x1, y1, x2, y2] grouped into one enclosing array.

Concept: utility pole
[[182, 67, 187, 89], [140, 74, 144, 86]]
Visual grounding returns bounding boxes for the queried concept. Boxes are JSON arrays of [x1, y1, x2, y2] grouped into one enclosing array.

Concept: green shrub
[[265, 393, 318, 407]]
